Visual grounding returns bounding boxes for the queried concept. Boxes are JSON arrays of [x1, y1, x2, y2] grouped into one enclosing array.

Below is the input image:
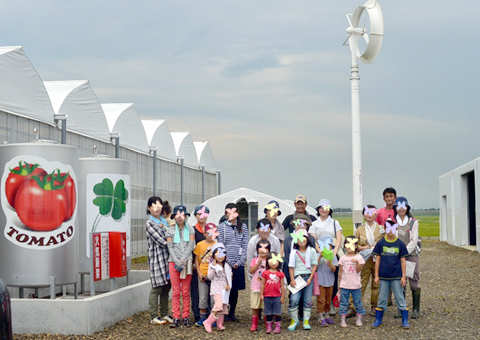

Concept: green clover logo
[[91, 178, 129, 232]]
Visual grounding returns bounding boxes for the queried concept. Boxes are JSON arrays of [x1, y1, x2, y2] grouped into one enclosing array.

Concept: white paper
[[288, 275, 307, 295], [406, 260, 416, 279]]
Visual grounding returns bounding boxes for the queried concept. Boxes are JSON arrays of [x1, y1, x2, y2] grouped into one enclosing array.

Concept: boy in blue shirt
[[371, 220, 410, 328]]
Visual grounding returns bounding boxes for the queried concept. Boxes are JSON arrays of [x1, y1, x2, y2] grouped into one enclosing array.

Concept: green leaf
[[112, 198, 126, 220], [93, 197, 113, 216], [93, 179, 114, 196], [114, 179, 128, 201]]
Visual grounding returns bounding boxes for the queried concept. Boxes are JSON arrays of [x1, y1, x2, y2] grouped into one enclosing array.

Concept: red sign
[[93, 232, 127, 281]]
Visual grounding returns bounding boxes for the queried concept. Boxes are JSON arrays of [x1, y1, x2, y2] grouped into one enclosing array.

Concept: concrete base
[[12, 270, 151, 335]]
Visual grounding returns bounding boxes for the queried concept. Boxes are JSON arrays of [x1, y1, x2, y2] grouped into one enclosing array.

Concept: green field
[[334, 211, 439, 237]]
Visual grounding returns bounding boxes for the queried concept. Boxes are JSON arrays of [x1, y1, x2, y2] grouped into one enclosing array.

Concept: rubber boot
[[250, 315, 259, 332], [401, 309, 410, 328], [355, 313, 363, 327], [266, 321, 273, 334], [273, 321, 282, 334], [303, 308, 311, 330], [216, 315, 225, 331], [340, 314, 347, 328], [411, 289, 421, 319], [371, 308, 384, 328], [203, 314, 217, 333], [287, 307, 299, 331]]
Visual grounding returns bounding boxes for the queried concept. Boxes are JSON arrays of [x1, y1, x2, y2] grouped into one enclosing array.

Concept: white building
[[439, 158, 479, 251]]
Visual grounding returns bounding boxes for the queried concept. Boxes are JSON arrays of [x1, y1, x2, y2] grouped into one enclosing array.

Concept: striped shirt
[[145, 217, 170, 287], [217, 221, 249, 268]]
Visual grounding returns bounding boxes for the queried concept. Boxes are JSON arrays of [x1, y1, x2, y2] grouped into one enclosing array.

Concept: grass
[[334, 211, 439, 237]]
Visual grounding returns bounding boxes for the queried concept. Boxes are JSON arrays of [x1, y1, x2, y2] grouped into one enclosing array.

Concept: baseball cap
[[295, 195, 307, 203]]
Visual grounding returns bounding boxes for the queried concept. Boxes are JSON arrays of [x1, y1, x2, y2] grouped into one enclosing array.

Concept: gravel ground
[[14, 240, 480, 339]]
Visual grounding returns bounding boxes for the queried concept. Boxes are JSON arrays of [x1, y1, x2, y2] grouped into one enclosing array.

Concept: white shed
[[439, 158, 479, 251]]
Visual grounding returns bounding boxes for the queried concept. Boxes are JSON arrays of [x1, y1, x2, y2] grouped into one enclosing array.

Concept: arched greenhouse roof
[[44, 80, 111, 142], [102, 103, 149, 153], [194, 141, 216, 172], [142, 119, 177, 161], [171, 132, 198, 167], [0, 46, 54, 124]]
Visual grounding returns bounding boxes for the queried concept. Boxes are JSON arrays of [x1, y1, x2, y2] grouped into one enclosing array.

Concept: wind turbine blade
[[343, 35, 351, 46], [363, 33, 369, 44], [346, 14, 353, 28]]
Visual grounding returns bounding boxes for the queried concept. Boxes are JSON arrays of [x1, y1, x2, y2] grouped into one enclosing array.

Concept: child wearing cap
[[316, 236, 338, 326], [193, 222, 217, 326], [166, 205, 195, 328]]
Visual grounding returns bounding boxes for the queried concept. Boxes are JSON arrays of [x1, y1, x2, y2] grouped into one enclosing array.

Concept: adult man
[[283, 195, 317, 235]]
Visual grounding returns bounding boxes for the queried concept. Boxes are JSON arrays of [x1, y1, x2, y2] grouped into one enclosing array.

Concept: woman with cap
[[246, 218, 281, 282], [166, 205, 196, 328], [217, 203, 248, 322], [264, 200, 285, 256], [394, 196, 421, 319], [309, 199, 344, 315], [191, 205, 211, 323]]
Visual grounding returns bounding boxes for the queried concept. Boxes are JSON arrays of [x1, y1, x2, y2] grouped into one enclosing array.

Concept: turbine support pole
[[350, 64, 363, 229]]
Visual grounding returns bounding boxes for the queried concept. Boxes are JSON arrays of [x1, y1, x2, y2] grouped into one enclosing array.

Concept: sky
[[1, 0, 479, 209]]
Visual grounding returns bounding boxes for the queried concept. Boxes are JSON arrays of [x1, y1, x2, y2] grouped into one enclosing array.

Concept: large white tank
[[0, 142, 79, 286]]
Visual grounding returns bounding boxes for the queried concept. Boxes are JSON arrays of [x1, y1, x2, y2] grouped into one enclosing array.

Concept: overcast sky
[[1, 0, 478, 209]]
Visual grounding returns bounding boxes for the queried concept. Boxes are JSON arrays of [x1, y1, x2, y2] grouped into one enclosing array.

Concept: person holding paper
[[287, 229, 318, 331], [316, 236, 338, 326], [394, 197, 421, 319]]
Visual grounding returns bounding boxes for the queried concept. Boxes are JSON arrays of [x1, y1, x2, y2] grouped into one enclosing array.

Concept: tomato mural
[[4, 161, 77, 232]]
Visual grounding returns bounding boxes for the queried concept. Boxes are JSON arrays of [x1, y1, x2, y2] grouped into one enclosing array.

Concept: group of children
[[145, 187, 420, 333]]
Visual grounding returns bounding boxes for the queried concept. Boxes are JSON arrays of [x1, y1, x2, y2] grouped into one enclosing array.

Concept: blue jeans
[[378, 279, 407, 311], [339, 288, 365, 315], [289, 274, 313, 310]]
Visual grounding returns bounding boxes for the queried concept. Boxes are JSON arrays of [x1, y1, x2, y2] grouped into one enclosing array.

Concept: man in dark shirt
[[283, 195, 317, 235]]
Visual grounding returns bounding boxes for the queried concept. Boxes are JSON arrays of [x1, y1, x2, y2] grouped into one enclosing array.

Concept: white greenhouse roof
[[102, 103, 150, 153], [44, 80, 111, 142], [187, 187, 299, 227], [142, 119, 177, 161], [0, 46, 54, 124], [194, 141, 216, 172], [171, 132, 198, 167]]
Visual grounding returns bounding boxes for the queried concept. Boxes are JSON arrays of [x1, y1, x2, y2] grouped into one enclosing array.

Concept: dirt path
[[14, 240, 480, 339]]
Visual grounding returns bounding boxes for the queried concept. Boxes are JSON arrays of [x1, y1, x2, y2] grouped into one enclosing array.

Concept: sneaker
[[170, 318, 181, 328], [229, 315, 240, 322], [183, 318, 191, 327], [325, 317, 335, 325], [195, 317, 206, 327], [369, 309, 376, 317], [318, 318, 328, 327], [329, 308, 336, 316], [150, 317, 167, 325], [163, 315, 174, 324]]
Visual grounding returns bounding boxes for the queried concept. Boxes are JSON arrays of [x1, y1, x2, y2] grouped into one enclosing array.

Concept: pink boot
[[217, 315, 226, 331], [250, 315, 259, 332], [273, 321, 282, 334], [266, 321, 273, 334], [203, 314, 217, 333]]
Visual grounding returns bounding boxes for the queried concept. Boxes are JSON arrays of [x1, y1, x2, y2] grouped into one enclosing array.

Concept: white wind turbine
[[344, 0, 384, 228]]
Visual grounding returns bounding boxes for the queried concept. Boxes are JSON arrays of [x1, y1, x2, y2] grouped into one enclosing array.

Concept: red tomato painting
[[53, 171, 76, 220], [14, 177, 68, 231], [5, 161, 47, 208]]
